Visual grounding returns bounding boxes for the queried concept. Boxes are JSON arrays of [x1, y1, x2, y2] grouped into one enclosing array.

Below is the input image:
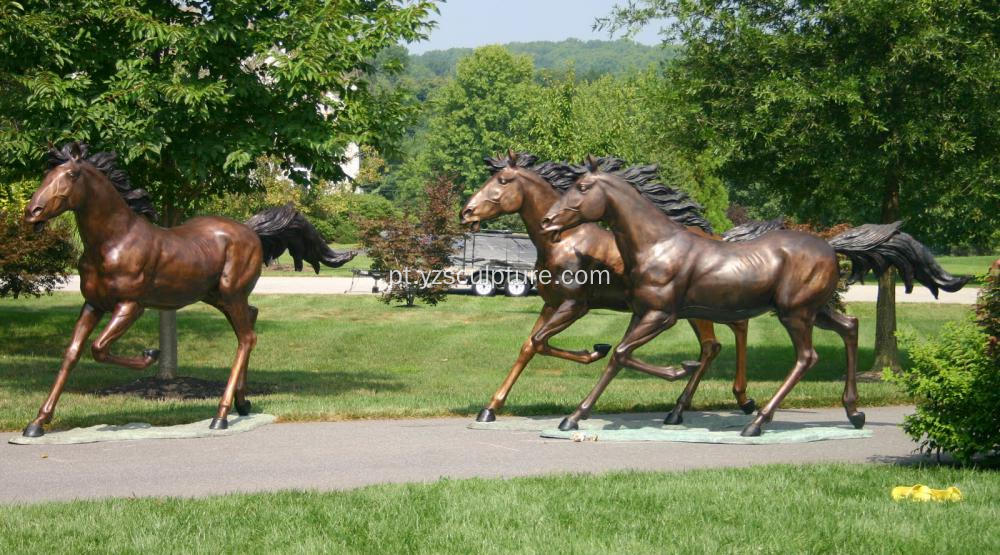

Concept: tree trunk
[[869, 269, 901, 374], [156, 309, 178, 380], [154, 191, 181, 380], [868, 168, 902, 375]]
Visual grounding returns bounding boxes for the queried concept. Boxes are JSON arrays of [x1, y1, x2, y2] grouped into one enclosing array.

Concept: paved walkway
[[55, 276, 978, 303], [0, 406, 921, 504]]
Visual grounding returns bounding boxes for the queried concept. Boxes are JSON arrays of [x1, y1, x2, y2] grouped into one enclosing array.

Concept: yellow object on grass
[[891, 484, 963, 502]]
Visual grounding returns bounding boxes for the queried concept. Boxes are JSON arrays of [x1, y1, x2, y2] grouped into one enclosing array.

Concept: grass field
[[259, 243, 372, 277], [0, 294, 970, 432], [1, 463, 997, 553], [936, 255, 997, 284]]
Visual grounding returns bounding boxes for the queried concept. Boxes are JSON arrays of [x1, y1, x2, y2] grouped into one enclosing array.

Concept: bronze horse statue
[[21, 142, 354, 437], [541, 156, 970, 436], [461, 152, 778, 422]]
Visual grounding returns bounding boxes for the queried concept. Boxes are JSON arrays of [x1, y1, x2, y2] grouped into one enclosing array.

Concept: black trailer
[[450, 230, 537, 296]]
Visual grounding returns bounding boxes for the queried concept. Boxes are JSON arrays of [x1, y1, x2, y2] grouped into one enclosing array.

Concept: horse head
[[25, 142, 92, 232], [540, 155, 611, 242], [460, 149, 541, 231]]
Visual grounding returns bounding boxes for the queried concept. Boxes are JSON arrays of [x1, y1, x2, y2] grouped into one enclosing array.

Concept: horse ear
[[585, 154, 598, 172], [69, 142, 83, 161], [507, 148, 517, 167]]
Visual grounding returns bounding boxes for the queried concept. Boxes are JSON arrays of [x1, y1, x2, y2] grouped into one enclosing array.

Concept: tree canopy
[[602, 0, 1000, 251], [0, 0, 438, 223]]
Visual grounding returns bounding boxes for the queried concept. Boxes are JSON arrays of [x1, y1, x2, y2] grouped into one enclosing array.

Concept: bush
[[892, 272, 1000, 463], [0, 210, 77, 298], [308, 191, 398, 243]]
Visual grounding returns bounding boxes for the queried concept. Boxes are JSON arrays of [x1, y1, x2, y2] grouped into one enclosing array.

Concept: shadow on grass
[[0, 361, 407, 398]]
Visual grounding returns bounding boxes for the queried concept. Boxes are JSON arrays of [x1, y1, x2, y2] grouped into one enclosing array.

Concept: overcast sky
[[406, 0, 667, 54]]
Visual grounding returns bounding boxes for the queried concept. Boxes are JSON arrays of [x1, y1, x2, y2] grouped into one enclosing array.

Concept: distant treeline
[[407, 38, 678, 81]]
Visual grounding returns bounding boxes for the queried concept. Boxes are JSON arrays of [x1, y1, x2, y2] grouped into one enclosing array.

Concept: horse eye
[[498, 178, 508, 185]]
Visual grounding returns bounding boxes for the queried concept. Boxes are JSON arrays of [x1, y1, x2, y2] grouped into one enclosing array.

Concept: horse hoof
[[663, 410, 683, 425], [22, 422, 45, 437], [143, 348, 160, 361], [558, 417, 579, 431], [848, 411, 866, 429], [740, 422, 762, 437], [235, 399, 252, 417], [739, 399, 757, 415], [593, 343, 612, 357], [476, 408, 496, 423], [209, 417, 228, 430]]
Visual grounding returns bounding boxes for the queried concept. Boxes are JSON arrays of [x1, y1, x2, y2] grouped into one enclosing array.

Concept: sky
[[406, 0, 666, 54]]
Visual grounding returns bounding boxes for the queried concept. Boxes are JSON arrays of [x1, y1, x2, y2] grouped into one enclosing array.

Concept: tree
[[1, 0, 437, 377], [602, 0, 1000, 373], [359, 177, 459, 306], [396, 46, 539, 199]]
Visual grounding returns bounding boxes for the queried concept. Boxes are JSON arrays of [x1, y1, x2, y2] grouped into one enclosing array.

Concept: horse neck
[[74, 170, 138, 249], [517, 174, 563, 248], [604, 179, 685, 262]]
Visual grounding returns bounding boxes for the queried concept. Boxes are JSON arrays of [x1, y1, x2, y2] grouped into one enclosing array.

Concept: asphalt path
[[0, 406, 922, 504], [54, 276, 979, 303]]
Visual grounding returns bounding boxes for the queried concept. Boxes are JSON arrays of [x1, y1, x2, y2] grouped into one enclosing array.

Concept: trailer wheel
[[472, 274, 496, 296], [505, 273, 531, 297]]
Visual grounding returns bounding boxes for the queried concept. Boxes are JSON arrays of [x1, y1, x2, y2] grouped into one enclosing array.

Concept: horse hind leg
[[210, 300, 257, 430], [664, 319, 721, 425], [816, 307, 864, 429], [233, 305, 259, 417], [727, 319, 756, 414], [742, 311, 818, 437]]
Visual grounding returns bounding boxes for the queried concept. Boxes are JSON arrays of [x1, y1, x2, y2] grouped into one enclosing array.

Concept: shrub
[[308, 191, 398, 243], [0, 210, 77, 298], [359, 177, 459, 306], [891, 272, 1000, 463]]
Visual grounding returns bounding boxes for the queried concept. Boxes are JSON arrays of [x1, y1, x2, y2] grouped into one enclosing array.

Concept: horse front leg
[[531, 299, 607, 363], [477, 306, 552, 422], [664, 319, 722, 425], [727, 319, 756, 414], [23, 303, 103, 437], [558, 309, 680, 431], [90, 301, 160, 370]]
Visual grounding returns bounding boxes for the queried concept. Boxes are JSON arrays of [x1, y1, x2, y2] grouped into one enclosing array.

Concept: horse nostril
[[30, 206, 43, 217], [541, 217, 552, 228]]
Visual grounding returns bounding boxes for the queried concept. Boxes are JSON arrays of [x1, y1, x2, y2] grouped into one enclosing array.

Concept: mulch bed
[[92, 376, 276, 400]]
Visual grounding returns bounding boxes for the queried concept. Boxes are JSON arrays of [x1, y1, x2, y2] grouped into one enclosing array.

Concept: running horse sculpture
[[541, 156, 970, 436], [21, 142, 355, 437], [461, 152, 776, 422]]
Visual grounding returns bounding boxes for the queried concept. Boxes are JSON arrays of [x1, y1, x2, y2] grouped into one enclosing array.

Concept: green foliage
[[308, 190, 398, 243], [406, 38, 676, 89], [604, 0, 1000, 250], [893, 317, 999, 464], [976, 270, 1000, 359], [360, 177, 459, 306], [893, 272, 1000, 463], [0, 209, 75, 298], [393, 45, 730, 230], [0, 0, 437, 223]]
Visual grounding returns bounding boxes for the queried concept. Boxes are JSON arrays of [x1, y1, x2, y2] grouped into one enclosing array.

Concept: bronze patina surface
[[20, 142, 354, 437], [461, 152, 768, 423], [541, 156, 970, 436]]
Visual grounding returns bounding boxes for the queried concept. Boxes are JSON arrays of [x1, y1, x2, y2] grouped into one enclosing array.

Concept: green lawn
[[1, 464, 997, 553], [0, 294, 969, 432], [937, 255, 997, 284], [260, 242, 371, 277]]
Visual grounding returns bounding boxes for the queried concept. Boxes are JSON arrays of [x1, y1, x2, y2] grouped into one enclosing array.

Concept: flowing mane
[[605, 163, 714, 234], [47, 143, 158, 221], [486, 152, 714, 233]]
